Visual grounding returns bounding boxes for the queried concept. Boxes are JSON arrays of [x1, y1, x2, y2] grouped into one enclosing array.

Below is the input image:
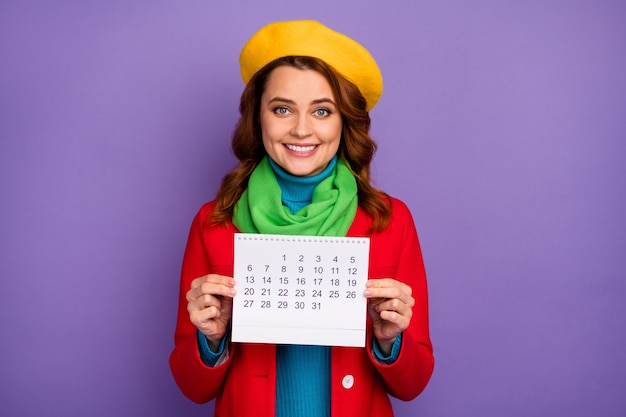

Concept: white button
[[342, 374, 354, 389]]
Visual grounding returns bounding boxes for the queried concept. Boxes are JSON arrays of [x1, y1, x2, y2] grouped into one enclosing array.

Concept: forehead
[[263, 66, 335, 100]]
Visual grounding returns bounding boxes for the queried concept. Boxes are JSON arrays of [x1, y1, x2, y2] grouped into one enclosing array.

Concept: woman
[[170, 20, 434, 417]]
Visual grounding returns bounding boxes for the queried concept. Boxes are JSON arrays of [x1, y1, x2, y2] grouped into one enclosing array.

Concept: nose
[[290, 114, 312, 139]]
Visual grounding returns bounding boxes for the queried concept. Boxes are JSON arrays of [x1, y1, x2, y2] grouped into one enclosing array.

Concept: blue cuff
[[373, 334, 402, 365], [197, 330, 227, 367]]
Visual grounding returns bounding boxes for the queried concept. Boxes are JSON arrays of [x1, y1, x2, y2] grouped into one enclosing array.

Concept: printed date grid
[[232, 233, 370, 347]]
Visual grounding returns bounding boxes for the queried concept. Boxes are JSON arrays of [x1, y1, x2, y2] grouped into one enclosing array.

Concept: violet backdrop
[[1, 1, 625, 416]]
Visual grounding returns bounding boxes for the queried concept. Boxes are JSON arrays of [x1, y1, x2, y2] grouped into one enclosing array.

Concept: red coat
[[170, 198, 434, 416]]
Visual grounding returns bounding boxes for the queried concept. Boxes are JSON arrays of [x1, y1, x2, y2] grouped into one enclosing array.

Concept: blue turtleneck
[[268, 155, 338, 214]]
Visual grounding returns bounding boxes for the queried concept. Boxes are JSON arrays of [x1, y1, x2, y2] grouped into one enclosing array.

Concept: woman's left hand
[[365, 278, 415, 355]]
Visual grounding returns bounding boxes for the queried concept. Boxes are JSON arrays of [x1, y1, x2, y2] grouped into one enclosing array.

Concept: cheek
[[260, 123, 275, 147], [323, 122, 343, 147], [261, 134, 281, 160], [260, 117, 287, 143], [260, 136, 270, 153]]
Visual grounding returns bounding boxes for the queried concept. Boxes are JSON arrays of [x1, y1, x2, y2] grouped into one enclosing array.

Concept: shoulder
[[196, 200, 218, 217], [364, 195, 415, 222], [381, 196, 416, 235], [192, 200, 221, 225], [190, 200, 236, 234], [350, 196, 415, 236], [387, 196, 413, 219], [389, 197, 418, 233]]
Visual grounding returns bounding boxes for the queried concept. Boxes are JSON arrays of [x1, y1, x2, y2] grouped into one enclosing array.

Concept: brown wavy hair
[[210, 56, 391, 232]]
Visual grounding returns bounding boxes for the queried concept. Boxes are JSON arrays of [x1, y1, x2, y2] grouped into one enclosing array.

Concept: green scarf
[[232, 156, 358, 236]]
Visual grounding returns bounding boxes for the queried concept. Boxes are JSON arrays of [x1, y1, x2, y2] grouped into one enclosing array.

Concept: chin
[[283, 163, 317, 177]]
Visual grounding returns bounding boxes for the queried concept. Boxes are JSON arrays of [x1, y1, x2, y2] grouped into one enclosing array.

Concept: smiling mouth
[[285, 144, 318, 153]]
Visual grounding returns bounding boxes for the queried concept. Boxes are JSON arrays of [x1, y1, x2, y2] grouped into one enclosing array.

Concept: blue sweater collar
[[268, 155, 338, 214]]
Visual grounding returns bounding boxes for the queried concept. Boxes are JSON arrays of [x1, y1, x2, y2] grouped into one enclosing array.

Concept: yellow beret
[[239, 20, 383, 111]]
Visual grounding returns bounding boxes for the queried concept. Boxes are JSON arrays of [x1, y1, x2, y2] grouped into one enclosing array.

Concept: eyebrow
[[268, 97, 337, 106]]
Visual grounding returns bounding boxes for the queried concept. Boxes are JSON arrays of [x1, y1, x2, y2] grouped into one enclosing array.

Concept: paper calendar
[[232, 233, 370, 347]]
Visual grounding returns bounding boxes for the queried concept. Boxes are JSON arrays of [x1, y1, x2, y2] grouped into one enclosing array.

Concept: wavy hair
[[210, 56, 391, 232]]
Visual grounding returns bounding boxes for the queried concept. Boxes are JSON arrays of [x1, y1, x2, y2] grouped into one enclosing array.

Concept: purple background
[[1, 1, 625, 416]]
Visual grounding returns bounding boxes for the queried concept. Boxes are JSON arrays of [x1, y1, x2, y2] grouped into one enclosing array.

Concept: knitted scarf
[[232, 156, 357, 236]]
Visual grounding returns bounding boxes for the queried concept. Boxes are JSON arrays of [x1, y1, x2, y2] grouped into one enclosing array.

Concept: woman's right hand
[[186, 274, 236, 350]]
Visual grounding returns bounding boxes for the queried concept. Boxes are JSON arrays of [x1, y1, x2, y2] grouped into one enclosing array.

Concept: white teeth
[[286, 144, 317, 152]]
